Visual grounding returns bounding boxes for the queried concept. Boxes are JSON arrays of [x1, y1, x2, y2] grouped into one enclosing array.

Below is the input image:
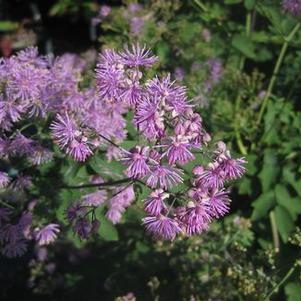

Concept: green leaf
[[232, 34, 256, 59], [283, 167, 301, 197], [225, 0, 242, 4], [275, 184, 301, 220], [97, 213, 119, 241], [275, 205, 295, 242], [238, 177, 252, 195], [244, 0, 255, 10], [246, 154, 257, 176], [251, 191, 275, 221], [285, 282, 301, 301], [0, 21, 19, 31], [258, 149, 280, 192], [89, 155, 124, 177]]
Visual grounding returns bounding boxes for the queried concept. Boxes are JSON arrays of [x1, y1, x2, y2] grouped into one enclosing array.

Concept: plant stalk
[[264, 262, 298, 301], [257, 23, 301, 125], [269, 210, 280, 253]]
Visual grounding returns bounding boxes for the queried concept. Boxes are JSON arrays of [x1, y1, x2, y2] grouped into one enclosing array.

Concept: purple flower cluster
[[0, 44, 245, 248], [94, 45, 246, 240], [0, 206, 60, 257], [282, 0, 301, 16]]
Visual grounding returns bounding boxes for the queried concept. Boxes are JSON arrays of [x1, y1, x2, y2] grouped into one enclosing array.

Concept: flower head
[[119, 44, 158, 67], [35, 224, 60, 246], [144, 189, 168, 216], [142, 215, 182, 240], [123, 146, 150, 179]]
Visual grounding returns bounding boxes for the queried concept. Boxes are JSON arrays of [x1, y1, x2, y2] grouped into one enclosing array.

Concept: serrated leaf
[[275, 184, 301, 220], [283, 167, 301, 196], [232, 34, 256, 59], [275, 205, 295, 242], [251, 191, 275, 221]]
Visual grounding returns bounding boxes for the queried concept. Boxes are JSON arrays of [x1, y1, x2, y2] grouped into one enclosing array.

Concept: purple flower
[[204, 59, 223, 92], [82, 190, 107, 207], [67, 139, 93, 162], [95, 50, 124, 101], [121, 81, 144, 106], [128, 3, 142, 13], [174, 67, 185, 81], [220, 157, 247, 180], [130, 17, 145, 36], [209, 189, 230, 218], [9, 133, 35, 156], [99, 5, 111, 17], [73, 219, 91, 239], [66, 202, 87, 222], [29, 146, 53, 165], [146, 75, 189, 116], [19, 212, 33, 238], [123, 146, 150, 178], [142, 215, 182, 240], [1, 224, 22, 243], [2, 240, 27, 258], [7, 64, 46, 102], [196, 162, 225, 189], [35, 224, 60, 246], [144, 189, 168, 215], [50, 113, 93, 161], [133, 94, 165, 139], [283, 0, 301, 16], [50, 113, 77, 149], [146, 163, 183, 189], [119, 44, 158, 67], [106, 205, 124, 224], [106, 185, 135, 224], [180, 202, 212, 236], [164, 134, 195, 165], [0, 172, 10, 188]]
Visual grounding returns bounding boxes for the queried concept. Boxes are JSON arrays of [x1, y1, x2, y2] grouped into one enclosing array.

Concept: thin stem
[[264, 262, 298, 301], [98, 133, 125, 152], [111, 181, 134, 198], [0, 199, 15, 209], [61, 178, 132, 189], [235, 11, 253, 155], [256, 23, 301, 125], [269, 210, 280, 253], [234, 95, 248, 155], [193, 0, 208, 12]]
